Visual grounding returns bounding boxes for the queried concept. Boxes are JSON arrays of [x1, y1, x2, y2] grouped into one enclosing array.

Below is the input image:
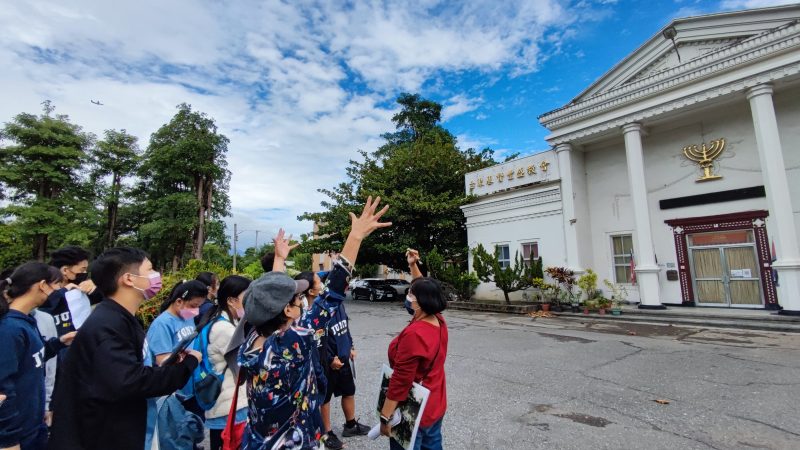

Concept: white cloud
[[0, 0, 605, 242], [442, 95, 484, 122]]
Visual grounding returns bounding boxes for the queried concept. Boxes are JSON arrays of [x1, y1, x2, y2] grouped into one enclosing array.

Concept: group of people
[[0, 197, 449, 450]]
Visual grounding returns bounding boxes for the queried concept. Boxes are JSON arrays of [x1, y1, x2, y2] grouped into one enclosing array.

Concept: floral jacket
[[238, 262, 349, 450]]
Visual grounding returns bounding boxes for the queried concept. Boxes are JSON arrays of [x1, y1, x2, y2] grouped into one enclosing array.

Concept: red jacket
[[387, 314, 448, 427]]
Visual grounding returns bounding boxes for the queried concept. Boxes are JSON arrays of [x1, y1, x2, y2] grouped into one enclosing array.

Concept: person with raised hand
[[380, 249, 449, 450], [238, 196, 390, 450]]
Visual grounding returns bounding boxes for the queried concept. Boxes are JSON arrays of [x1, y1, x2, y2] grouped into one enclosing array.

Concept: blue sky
[[0, 0, 794, 251]]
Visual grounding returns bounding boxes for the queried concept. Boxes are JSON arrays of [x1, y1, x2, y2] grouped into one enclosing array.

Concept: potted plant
[[584, 299, 597, 314], [603, 279, 629, 315], [577, 269, 599, 313], [532, 278, 553, 312], [571, 290, 582, 313], [597, 297, 612, 315], [544, 266, 576, 313], [610, 298, 622, 316]]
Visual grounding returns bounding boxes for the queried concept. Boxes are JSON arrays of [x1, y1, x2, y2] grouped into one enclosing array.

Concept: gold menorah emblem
[[683, 138, 725, 182]]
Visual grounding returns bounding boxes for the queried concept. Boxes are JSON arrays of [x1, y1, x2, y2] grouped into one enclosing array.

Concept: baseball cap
[[243, 271, 309, 327]]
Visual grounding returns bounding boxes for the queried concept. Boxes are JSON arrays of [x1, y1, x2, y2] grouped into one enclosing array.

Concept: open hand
[[273, 228, 299, 260], [348, 196, 391, 241], [59, 331, 77, 346], [406, 249, 420, 266]]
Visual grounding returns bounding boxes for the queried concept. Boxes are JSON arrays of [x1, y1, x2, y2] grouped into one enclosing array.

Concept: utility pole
[[255, 230, 260, 252], [233, 223, 238, 272]]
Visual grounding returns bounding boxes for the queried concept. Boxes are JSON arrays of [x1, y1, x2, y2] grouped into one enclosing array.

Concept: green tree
[[136, 104, 231, 270], [301, 93, 495, 271], [0, 102, 94, 260], [91, 129, 140, 249], [426, 246, 478, 301], [291, 253, 312, 272], [472, 244, 535, 304]]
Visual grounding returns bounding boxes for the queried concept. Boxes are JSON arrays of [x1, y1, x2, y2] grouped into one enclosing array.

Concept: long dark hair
[[196, 275, 251, 329], [160, 280, 208, 313], [0, 262, 62, 316]]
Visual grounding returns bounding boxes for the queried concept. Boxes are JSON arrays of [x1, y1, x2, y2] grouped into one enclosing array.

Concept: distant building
[[463, 5, 800, 315]]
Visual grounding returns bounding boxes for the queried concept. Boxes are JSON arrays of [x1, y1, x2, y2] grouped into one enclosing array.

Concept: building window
[[496, 244, 511, 269], [319, 263, 324, 271], [611, 235, 634, 283], [521, 242, 539, 266]]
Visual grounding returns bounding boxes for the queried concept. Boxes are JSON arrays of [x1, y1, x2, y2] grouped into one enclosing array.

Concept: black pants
[[209, 429, 223, 450]]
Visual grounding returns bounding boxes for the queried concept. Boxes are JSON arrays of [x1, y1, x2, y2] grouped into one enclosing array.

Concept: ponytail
[[160, 279, 208, 313], [0, 262, 62, 316]]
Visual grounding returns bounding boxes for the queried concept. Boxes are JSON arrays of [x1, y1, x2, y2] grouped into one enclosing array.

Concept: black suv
[[351, 279, 398, 302]]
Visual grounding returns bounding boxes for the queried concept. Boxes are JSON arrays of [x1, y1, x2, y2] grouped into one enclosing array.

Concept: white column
[[622, 123, 665, 309], [747, 84, 800, 315], [556, 143, 582, 273]]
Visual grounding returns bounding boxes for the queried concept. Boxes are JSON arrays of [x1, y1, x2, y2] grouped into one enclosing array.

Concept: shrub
[[136, 259, 232, 329]]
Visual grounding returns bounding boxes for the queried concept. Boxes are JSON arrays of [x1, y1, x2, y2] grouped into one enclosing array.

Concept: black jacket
[[48, 299, 198, 450]]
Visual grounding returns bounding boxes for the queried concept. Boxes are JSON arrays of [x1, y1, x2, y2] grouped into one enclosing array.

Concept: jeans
[[389, 418, 443, 450]]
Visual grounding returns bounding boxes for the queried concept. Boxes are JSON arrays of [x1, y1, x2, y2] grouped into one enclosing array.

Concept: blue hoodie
[[324, 302, 353, 364], [0, 310, 62, 448]]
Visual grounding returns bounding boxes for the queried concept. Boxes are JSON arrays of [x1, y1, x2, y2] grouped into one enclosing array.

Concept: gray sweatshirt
[[32, 308, 58, 410]]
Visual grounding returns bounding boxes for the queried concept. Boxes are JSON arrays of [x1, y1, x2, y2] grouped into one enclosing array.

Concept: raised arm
[[340, 196, 391, 268], [406, 249, 423, 280], [272, 229, 298, 273]]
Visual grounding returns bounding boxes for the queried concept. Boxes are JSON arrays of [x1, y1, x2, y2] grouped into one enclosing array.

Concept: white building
[[463, 5, 800, 314]]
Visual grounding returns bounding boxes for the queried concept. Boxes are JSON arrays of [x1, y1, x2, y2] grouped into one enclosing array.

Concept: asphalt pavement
[[320, 297, 800, 450]]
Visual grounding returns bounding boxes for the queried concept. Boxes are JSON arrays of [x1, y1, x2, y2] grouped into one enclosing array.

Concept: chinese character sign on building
[[465, 151, 559, 196]]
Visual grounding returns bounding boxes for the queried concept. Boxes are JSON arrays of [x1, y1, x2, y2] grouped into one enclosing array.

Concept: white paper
[[742, 269, 752, 278], [730, 270, 743, 278], [65, 289, 91, 328]]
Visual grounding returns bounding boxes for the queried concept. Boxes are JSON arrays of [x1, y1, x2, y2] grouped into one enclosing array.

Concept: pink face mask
[[144, 272, 162, 300], [235, 307, 245, 320], [130, 272, 163, 300], [179, 307, 200, 320]]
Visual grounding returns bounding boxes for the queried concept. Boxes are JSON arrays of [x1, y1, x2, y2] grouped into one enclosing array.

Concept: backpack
[[193, 315, 227, 411]]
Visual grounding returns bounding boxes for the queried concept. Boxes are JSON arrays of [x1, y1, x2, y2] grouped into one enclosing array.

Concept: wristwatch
[[380, 414, 391, 425]]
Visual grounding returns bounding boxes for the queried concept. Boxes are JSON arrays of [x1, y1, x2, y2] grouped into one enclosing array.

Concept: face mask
[[131, 272, 163, 300], [179, 307, 200, 320], [404, 295, 416, 316], [73, 272, 89, 284], [235, 307, 245, 319]]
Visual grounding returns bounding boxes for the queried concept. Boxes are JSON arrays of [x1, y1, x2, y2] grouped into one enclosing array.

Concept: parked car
[[351, 278, 399, 302], [385, 278, 411, 296]]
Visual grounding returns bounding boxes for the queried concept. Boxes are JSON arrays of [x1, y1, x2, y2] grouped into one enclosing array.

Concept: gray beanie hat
[[244, 271, 309, 327]]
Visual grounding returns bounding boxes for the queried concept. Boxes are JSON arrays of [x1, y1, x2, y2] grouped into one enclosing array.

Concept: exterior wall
[[463, 183, 565, 301], [582, 92, 800, 304]]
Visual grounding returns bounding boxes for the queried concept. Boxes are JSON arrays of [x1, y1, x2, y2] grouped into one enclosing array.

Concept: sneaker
[[322, 431, 344, 450], [342, 419, 370, 437]]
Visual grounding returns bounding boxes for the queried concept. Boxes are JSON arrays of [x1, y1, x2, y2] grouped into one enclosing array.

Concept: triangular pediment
[[573, 5, 800, 101]]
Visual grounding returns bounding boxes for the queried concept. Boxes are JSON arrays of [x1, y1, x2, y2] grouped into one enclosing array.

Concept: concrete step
[[553, 311, 800, 333]]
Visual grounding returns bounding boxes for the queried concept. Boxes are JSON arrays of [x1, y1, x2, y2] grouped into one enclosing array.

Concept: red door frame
[[665, 210, 778, 309]]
